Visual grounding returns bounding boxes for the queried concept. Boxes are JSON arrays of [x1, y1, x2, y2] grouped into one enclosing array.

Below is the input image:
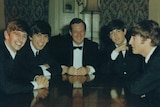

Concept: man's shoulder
[[151, 45, 160, 57], [0, 42, 8, 54]]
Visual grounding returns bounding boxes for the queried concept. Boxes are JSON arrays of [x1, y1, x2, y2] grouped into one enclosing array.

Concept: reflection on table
[[30, 74, 141, 107], [3, 74, 143, 107]]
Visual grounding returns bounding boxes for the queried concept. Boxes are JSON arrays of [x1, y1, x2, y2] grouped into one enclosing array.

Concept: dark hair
[[30, 20, 51, 38], [69, 18, 86, 31], [107, 19, 125, 34], [130, 20, 160, 46], [6, 19, 30, 36]]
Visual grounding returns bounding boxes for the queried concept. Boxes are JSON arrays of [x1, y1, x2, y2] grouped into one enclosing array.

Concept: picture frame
[[63, 0, 75, 13]]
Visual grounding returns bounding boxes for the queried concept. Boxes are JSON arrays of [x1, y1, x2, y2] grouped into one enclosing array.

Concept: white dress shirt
[[73, 42, 83, 69], [111, 39, 127, 60], [73, 42, 95, 74]]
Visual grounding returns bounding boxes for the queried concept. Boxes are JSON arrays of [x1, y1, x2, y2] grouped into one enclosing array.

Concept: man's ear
[[46, 39, 49, 43], [146, 38, 152, 44], [4, 31, 9, 40], [69, 30, 72, 36]]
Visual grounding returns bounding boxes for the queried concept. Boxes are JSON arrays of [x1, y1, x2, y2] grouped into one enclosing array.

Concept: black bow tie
[[73, 46, 83, 50]]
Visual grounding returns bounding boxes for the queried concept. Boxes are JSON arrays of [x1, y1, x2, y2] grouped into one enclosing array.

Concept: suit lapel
[[147, 46, 160, 65], [68, 38, 73, 66]]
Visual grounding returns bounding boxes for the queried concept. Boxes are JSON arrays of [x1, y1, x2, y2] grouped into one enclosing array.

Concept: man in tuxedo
[[49, 18, 99, 75], [0, 19, 49, 95], [127, 20, 160, 107], [16, 20, 62, 80], [100, 19, 143, 81]]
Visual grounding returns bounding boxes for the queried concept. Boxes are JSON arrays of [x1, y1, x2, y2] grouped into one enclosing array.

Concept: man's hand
[[115, 43, 129, 53], [62, 74, 68, 81], [62, 66, 90, 75], [68, 75, 87, 83], [37, 88, 49, 99], [30, 88, 49, 107], [77, 66, 90, 75], [35, 76, 49, 89], [62, 65, 69, 74], [67, 66, 90, 75], [68, 66, 77, 75], [43, 64, 50, 69]]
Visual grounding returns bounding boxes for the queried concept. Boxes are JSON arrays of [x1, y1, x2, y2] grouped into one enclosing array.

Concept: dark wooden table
[[31, 74, 142, 107], [3, 74, 145, 107]]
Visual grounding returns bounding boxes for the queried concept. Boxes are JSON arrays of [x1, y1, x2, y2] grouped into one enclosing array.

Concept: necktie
[[36, 51, 39, 56], [73, 46, 83, 50], [119, 51, 123, 59]]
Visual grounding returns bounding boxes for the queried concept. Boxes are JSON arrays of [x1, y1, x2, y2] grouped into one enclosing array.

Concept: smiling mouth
[[38, 44, 44, 47], [16, 42, 23, 47]]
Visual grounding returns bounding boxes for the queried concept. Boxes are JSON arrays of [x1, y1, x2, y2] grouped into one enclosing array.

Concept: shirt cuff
[[31, 81, 39, 90], [39, 65, 51, 80], [87, 66, 95, 74], [111, 50, 119, 60], [88, 74, 95, 81], [33, 90, 38, 98]]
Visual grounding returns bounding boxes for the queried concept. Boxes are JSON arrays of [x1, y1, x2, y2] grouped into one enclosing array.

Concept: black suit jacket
[[15, 40, 62, 80], [48, 36, 100, 72], [0, 42, 34, 94], [126, 46, 160, 107], [100, 42, 143, 79]]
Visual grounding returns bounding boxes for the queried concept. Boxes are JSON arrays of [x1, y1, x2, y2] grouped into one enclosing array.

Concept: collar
[[4, 41, 16, 59], [30, 41, 39, 56], [145, 46, 157, 63]]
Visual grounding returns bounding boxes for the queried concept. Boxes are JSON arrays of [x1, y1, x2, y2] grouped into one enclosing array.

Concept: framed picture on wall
[[63, 0, 75, 13]]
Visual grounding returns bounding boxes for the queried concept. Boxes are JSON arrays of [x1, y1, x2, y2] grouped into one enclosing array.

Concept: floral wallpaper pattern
[[99, 0, 149, 28], [4, 0, 149, 47], [4, 0, 49, 25]]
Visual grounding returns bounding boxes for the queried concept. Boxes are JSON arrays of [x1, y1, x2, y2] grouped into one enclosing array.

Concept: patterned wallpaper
[[4, 0, 49, 26], [99, 0, 149, 49], [4, 0, 149, 47], [4, 0, 148, 27], [99, 0, 149, 28]]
